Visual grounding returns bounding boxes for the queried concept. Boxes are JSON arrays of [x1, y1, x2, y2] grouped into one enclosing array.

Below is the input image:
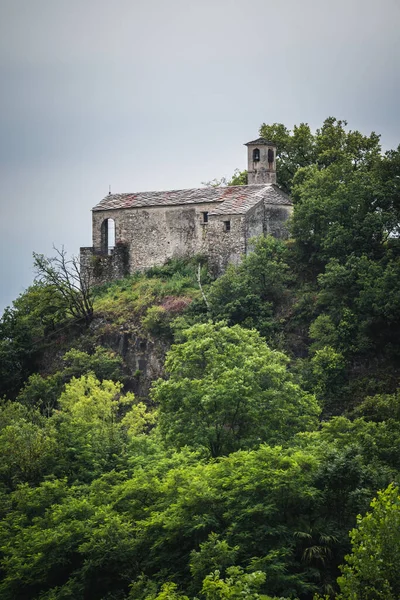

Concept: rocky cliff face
[[91, 320, 169, 399]]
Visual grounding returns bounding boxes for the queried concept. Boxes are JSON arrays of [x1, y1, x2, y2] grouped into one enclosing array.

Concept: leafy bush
[[338, 484, 400, 600]]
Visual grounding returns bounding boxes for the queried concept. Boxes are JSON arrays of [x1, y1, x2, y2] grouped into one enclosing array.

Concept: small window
[[268, 148, 274, 164], [224, 221, 231, 232], [253, 148, 260, 162], [202, 211, 209, 223]]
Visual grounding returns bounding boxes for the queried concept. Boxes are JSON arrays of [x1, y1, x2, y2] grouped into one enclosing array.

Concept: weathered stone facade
[[80, 138, 292, 284], [245, 138, 277, 185], [80, 243, 129, 287]]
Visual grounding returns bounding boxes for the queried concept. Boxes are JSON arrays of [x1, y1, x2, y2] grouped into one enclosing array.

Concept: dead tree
[[33, 246, 94, 326]]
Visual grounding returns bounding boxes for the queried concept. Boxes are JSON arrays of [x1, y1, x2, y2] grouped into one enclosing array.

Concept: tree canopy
[[153, 321, 320, 456], [0, 116, 400, 599], [337, 484, 400, 600]]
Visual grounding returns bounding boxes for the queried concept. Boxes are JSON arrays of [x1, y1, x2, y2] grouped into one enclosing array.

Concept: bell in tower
[[245, 138, 277, 185]]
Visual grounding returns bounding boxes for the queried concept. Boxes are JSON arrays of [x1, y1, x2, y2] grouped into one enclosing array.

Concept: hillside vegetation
[[0, 117, 400, 600]]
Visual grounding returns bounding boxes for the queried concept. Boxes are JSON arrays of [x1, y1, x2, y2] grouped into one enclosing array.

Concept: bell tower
[[245, 138, 277, 185]]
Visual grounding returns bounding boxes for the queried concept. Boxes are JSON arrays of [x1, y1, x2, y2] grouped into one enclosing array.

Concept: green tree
[[260, 117, 380, 194], [338, 483, 400, 600], [211, 118, 381, 196], [190, 533, 239, 592], [352, 390, 400, 422], [153, 322, 320, 456], [259, 121, 316, 193], [0, 283, 68, 398], [145, 582, 190, 600], [0, 442, 323, 599], [378, 145, 400, 237], [308, 253, 400, 364], [228, 169, 248, 186], [16, 371, 64, 415], [51, 374, 138, 481], [309, 346, 347, 414], [62, 346, 125, 381], [291, 166, 389, 272], [201, 567, 266, 600], [17, 346, 126, 414], [207, 236, 293, 342], [0, 400, 57, 488]]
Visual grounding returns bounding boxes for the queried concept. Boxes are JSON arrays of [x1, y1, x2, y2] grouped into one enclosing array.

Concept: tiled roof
[[209, 185, 291, 215], [244, 137, 276, 146], [92, 184, 291, 213]]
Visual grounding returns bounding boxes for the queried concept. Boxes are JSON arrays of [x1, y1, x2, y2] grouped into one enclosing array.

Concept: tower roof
[[244, 137, 276, 146]]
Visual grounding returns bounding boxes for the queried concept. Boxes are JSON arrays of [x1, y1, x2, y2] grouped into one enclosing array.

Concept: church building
[[80, 138, 292, 285]]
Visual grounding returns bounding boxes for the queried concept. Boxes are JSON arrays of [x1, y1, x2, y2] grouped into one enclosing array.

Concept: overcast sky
[[1, 0, 399, 312]]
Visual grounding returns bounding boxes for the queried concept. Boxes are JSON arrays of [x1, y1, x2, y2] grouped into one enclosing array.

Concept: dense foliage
[[337, 483, 400, 599], [0, 117, 399, 599], [154, 321, 320, 456]]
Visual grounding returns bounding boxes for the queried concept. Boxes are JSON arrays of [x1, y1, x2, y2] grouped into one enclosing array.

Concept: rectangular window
[[224, 220, 231, 232], [202, 211, 209, 223]]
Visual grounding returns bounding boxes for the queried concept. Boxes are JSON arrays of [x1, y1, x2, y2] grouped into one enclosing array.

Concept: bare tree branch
[[33, 246, 94, 326]]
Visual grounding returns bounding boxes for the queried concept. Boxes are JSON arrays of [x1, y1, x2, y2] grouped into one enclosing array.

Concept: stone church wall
[[245, 201, 264, 255], [82, 198, 293, 285], [263, 204, 292, 238], [91, 202, 217, 273], [206, 214, 246, 275], [80, 244, 129, 287]]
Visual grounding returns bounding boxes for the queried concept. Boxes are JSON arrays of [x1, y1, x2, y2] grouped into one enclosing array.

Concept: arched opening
[[268, 148, 274, 165], [253, 148, 260, 162], [100, 218, 116, 254]]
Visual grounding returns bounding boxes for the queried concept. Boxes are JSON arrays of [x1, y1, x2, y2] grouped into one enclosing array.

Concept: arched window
[[268, 148, 274, 164], [100, 218, 116, 254], [253, 148, 260, 162]]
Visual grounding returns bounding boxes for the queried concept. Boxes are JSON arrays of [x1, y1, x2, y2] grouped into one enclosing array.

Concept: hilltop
[[1, 117, 400, 599]]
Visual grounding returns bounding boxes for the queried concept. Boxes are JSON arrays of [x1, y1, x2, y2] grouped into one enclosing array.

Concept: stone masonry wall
[[205, 202, 291, 275], [92, 203, 217, 272], [80, 244, 129, 287], [82, 198, 293, 285], [206, 214, 246, 275], [247, 145, 277, 185], [263, 204, 292, 238], [245, 201, 264, 255]]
